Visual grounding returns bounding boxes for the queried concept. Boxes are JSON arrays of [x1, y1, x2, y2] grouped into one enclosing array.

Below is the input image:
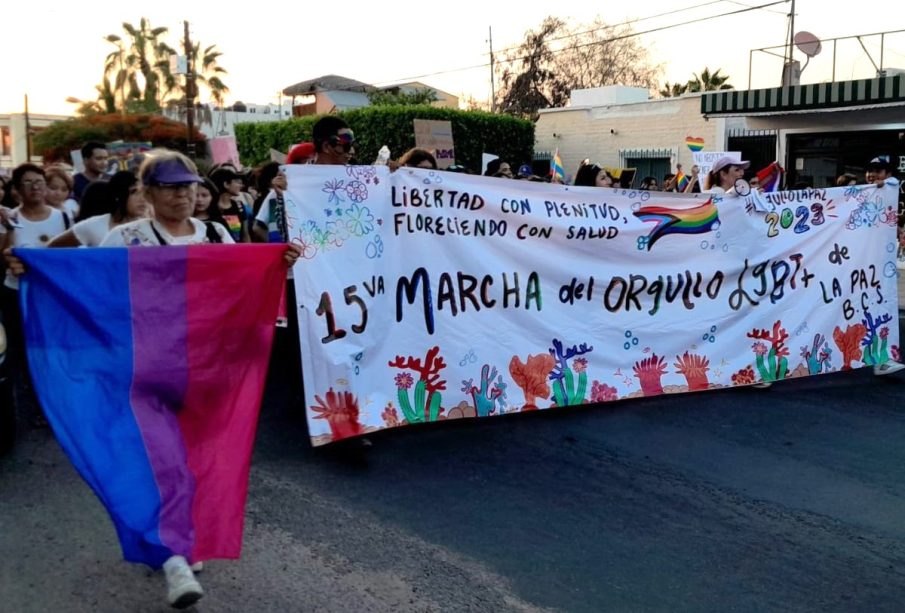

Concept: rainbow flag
[[18, 245, 287, 568], [551, 149, 565, 182], [632, 198, 720, 250], [675, 171, 689, 191], [756, 162, 783, 192]]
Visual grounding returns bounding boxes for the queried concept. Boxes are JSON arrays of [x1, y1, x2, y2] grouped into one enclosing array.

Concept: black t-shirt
[[218, 199, 250, 242]]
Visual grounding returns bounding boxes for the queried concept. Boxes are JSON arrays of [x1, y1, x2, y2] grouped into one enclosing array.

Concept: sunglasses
[[329, 131, 355, 152]]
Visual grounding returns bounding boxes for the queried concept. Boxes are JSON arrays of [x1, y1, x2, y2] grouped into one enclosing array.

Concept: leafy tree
[[685, 67, 733, 93], [495, 17, 660, 119], [367, 88, 438, 106], [495, 18, 568, 120], [33, 114, 205, 163]]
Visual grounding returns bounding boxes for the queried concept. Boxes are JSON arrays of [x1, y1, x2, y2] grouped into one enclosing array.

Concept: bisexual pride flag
[[17, 245, 287, 569]]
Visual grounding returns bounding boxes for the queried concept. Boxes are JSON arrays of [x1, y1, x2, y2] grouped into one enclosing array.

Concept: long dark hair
[[574, 163, 605, 187], [76, 181, 113, 221], [109, 171, 139, 222], [195, 177, 229, 231], [252, 162, 281, 215]]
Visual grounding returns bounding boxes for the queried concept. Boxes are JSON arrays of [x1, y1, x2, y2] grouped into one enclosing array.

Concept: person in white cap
[[705, 156, 751, 193], [865, 156, 905, 375]]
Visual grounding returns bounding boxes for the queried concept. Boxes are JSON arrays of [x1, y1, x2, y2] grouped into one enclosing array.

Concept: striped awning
[[701, 75, 904, 115]]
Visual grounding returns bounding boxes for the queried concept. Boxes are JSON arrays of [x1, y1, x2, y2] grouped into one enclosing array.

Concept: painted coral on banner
[[284, 165, 901, 445]]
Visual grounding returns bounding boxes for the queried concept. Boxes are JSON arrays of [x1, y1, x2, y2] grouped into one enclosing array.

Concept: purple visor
[[144, 159, 203, 186]]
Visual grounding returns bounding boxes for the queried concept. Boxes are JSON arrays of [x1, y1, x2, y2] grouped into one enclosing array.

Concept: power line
[[370, 0, 790, 88], [369, 0, 745, 86], [723, 0, 788, 15], [488, 0, 735, 58]]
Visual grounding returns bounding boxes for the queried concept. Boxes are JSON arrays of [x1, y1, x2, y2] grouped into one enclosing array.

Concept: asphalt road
[[1, 317, 904, 612]]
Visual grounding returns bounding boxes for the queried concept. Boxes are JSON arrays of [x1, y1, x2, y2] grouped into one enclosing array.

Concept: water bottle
[[374, 145, 391, 166]]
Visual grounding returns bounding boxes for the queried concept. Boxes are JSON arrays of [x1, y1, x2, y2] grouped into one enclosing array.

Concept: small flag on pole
[[676, 170, 689, 191], [551, 149, 565, 183]]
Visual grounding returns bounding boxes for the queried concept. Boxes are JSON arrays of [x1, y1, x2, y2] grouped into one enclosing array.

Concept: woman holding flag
[[4, 150, 301, 609]]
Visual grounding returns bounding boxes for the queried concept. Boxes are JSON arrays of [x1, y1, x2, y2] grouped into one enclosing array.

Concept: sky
[[3, 0, 904, 116]]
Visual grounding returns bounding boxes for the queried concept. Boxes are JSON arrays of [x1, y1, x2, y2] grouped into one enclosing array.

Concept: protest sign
[[284, 166, 900, 446], [107, 141, 152, 173], [210, 136, 241, 168], [693, 151, 741, 177], [413, 119, 455, 169]]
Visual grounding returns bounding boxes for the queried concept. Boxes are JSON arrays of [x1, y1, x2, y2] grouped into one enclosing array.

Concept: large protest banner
[[284, 166, 900, 446]]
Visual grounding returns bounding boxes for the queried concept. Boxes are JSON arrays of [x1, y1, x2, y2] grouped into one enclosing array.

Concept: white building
[[162, 101, 293, 140], [535, 86, 718, 184], [0, 112, 71, 173]]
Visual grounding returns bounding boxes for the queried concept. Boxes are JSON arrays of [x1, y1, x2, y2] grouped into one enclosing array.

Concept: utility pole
[[24, 94, 31, 161], [488, 26, 496, 113], [787, 0, 796, 68], [781, 0, 797, 86], [183, 20, 196, 159]]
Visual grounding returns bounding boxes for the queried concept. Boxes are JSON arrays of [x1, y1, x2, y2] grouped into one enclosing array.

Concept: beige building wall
[[535, 93, 719, 179]]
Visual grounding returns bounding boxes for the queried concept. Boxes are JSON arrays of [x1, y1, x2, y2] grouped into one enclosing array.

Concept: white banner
[[285, 166, 901, 446]]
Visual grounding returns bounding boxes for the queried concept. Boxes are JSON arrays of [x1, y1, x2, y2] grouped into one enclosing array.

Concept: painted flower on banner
[[590, 380, 618, 402], [880, 326, 889, 340], [846, 199, 885, 230], [323, 178, 346, 205], [291, 235, 317, 260], [347, 166, 378, 185], [572, 358, 588, 373], [345, 203, 375, 237], [752, 342, 768, 356], [325, 220, 350, 247], [381, 403, 400, 427], [345, 180, 368, 203], [892, 345, 901, 361], [394, 372, 414, 390], [731, 365, 756, 385]]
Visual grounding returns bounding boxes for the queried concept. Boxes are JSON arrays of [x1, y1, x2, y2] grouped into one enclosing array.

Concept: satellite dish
[[794, 31, 822, 58]]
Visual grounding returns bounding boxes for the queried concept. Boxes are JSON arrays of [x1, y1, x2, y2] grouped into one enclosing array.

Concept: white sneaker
[[874, 361, 905, 376], [163, 555, 204, 609]]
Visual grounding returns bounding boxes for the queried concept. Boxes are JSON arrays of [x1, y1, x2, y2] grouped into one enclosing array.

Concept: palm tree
[[67, 76, 118, 116], [685, 68, 733, 93], [162, 41, 230, 106], [191, 42, 230, 107], [104, 18, 176, 112], [659, 81, 689, 98]]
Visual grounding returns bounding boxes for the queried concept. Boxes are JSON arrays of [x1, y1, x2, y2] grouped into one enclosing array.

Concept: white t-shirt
[[255, 189, 294, 279], [100, 217, 234, 247], [3, 207, 70, 290], [72, 213, 114, 247], [61, 199, 79, 219]]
